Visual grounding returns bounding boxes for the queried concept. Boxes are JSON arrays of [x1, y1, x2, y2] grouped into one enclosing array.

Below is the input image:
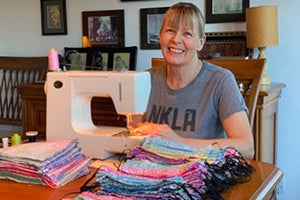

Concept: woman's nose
[[171, 32, 182, 43]]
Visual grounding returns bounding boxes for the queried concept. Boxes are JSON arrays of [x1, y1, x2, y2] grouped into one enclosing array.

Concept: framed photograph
[[206, 0, 249, 23], [62, 48, 90, 70], [100, 53, 109, 70], [40, 0, 67, 35], [199, 31, 250, 59], [63, 47, 111, 70], [111, 47, 138, 71], [82, 10, 125, 47], [63, 46, 137, 71], [140, 7, 169, 49]]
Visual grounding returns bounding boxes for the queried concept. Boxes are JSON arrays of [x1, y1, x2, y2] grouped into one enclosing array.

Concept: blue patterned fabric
[[78, 137, 254, 200], [0, 139, 91, 187]]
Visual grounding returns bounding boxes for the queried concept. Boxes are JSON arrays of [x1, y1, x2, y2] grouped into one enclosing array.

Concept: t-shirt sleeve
[[218, 71, 248, 122]]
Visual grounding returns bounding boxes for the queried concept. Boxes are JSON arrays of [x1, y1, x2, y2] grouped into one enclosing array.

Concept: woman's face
[[159, 20, 205, 67]]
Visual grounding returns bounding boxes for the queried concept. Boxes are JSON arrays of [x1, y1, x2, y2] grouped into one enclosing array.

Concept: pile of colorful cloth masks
[[77, 137, 254, 200], [0, 139, 91, 188]]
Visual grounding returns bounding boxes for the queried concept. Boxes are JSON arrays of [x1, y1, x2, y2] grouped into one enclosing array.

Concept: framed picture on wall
[[82, 10, 125, 47], [140, 7, 169, 49], [198, 31, 250, 59], [40, 0, 68, 35], [206, 0, 249, 23]]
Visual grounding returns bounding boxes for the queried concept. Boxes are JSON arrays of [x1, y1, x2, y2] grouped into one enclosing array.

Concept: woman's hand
[[130, 122, 183, 142]]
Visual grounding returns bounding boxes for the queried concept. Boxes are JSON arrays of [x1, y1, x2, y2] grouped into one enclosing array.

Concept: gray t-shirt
[[146, 60, 247, 139]]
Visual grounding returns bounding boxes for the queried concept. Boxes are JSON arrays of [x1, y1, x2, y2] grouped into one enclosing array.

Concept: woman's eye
[[183, 32, 193, 37], [166, 29, 175, 33]]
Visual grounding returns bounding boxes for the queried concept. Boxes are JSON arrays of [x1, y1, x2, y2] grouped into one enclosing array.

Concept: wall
[[0, 0, 245, 70], [0, 0, 299, 199]]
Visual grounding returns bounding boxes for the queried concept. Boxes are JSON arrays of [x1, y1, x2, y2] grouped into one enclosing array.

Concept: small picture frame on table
[[40, 0, 68, 35], [140, 7, 169, 49], [82, 10, 125, 47], [205, 0, 249, 23], [111, 47, 138, 71], [63, 46, 137, 71]]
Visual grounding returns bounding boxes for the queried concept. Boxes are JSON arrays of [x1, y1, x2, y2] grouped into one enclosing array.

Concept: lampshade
[[246, 6, 278, 48]]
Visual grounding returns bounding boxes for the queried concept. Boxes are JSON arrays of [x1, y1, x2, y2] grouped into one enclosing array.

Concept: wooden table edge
[[250, 166, 284, 200]]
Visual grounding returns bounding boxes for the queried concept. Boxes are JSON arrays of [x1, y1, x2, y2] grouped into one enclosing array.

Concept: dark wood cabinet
[[18, 83, 47, 140], [18, 82, 285, 164]]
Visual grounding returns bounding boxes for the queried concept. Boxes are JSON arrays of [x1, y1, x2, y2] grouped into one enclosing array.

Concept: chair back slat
[[0, 56, 48, 125]]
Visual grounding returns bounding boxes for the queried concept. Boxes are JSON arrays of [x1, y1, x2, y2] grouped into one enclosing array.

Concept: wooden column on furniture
[[253, 82, 286, 164]]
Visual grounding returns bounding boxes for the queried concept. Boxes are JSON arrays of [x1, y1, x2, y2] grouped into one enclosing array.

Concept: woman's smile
[[168, 47, 185, 54]]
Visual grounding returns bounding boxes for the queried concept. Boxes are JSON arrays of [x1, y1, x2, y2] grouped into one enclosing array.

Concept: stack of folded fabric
[[77, 137, 254, 200], [0, 139, 91, 188]]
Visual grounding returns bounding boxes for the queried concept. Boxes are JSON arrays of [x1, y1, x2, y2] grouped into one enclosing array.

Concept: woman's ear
[[197, 35, 206, 52]]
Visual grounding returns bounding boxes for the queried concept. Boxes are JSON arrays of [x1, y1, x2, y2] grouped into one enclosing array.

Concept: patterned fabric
[[78, 137, 253, 200], [74, 192, 134, 200], [0, 139, 91, 188]]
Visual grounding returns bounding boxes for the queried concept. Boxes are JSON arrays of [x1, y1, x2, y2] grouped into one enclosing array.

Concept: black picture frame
[[40, 0, 67, 35], [112, 48, 137, 71], [63, 46, 137, 71], [199, 31, 250, 59], [140, 7, 169, 49], [206, 0, 249, 23], [82, 10, 125, 47]]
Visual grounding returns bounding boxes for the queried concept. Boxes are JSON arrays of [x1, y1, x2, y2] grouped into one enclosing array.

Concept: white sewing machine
[[45, 70, 151, 159]]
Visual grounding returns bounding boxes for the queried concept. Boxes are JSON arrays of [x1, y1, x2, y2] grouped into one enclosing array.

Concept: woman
[[132, 2, 254, 159]]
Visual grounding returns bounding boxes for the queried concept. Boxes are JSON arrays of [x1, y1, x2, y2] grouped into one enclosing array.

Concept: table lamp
[[246, 6, 278, 85]]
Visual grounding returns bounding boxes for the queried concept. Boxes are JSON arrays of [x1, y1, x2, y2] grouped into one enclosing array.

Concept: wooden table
[[0, 160, 283, 200]]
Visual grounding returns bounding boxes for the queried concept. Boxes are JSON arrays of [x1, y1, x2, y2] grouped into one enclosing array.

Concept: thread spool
[[2, 137, 9, 148], [26, 131, 38, 143], [11, 133, 22, 146], [48, 48, 60, 71], [82, 36, 91, 48]]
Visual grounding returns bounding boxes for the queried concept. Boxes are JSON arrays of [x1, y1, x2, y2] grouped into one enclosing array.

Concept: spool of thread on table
[[2, 137, 9, 148], [11, 133, 22, 146], [26, 131, 38, 143], [48, 48, 60, 71]]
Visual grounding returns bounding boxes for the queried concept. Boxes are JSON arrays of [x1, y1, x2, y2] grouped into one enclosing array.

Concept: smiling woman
[[131, 2, 255, 160]]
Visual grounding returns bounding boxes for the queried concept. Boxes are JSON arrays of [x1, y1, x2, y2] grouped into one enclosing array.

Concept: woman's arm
[[131, 111, 254, 159]]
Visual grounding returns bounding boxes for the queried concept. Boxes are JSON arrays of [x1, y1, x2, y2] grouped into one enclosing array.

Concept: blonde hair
[[160, 2, 205, 38]]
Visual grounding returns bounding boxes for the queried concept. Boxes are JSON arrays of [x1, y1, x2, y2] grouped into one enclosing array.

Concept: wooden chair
[[151, 58, 265, 129], [0, 56, 48, 137], [152, 57, 168, 68]]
